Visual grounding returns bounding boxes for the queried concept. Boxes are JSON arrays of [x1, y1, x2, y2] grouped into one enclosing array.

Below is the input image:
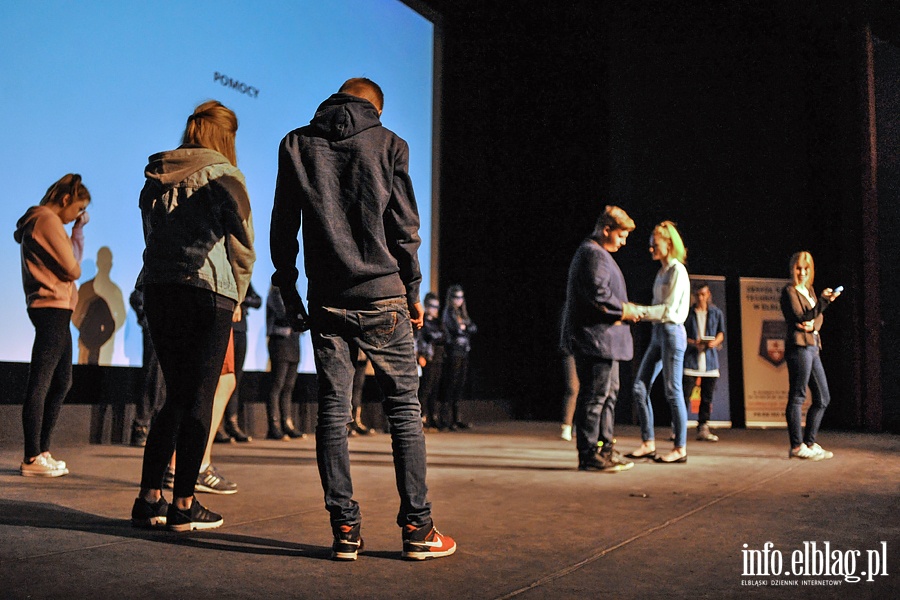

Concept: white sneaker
[[808, 443, 834, 459], [788, 444, 823, 460], [560, 424, 572, 442], [21, 455, 68, 477], [42, 453, 67, 471]]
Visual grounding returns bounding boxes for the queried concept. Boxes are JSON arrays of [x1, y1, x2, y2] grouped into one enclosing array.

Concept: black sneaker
[[332, 523, 364, 560], [166, 498, 223, 532], [402, 521, 457, 560], [599, 449, 635, 473], [131, 496, 168, 528], [578, 452, 606, 471], [195, 465, 238, 495]]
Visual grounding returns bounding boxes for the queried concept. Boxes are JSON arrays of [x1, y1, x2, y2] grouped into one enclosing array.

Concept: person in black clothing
[[439, 285, 477, 430], [266, 285, 305, 440], [130, 100, 255, 532], [416, 292, 444, 430], [129, 288, 166, 447], [348, 350, 377, 435]]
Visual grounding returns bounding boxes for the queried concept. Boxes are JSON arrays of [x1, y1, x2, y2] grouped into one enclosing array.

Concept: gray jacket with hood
[[136, 145, 255, 304], [270, 93, 422, 308]]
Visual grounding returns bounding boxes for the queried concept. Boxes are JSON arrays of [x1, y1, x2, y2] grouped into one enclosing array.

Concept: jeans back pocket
[[360, 309, 399, 348]]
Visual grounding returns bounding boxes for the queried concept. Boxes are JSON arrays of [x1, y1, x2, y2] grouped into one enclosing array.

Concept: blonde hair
[[40, 173, 91, 207], [182, 100, 238, 166], [653, 221, 686, 263], [789, 251, 815, 288]]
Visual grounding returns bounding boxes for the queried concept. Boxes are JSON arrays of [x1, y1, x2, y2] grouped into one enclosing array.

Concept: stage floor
[[1, 422, 898, 599]]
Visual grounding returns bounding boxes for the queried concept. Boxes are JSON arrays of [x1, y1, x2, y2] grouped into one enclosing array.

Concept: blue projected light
[[1, 0, 434, 372]]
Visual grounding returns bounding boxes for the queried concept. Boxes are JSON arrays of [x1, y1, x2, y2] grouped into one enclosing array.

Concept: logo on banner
[[758, 320, 787, 366]]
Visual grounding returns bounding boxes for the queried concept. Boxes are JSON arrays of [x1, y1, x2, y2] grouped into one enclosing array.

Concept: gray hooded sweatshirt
[[136, 145, 255, 304]]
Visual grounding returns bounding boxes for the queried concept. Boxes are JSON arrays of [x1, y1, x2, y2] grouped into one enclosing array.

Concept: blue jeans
[[310, 298, 431, 530], [632, 323, 687, 447], [785, 345, 830, 448]]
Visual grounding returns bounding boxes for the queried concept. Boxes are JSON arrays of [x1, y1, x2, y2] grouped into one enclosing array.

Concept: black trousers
[[268, 360, 299, 425], [22, 308, 73, 458], [139, 284, 234, 498], [134, 331, 166, 427], [439, 352, 468, 426], [683, 375, 717, 425], [419, 347, 443, 424]]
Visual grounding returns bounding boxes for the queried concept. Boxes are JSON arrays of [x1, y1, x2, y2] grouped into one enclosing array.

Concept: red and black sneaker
[[332, 523, 364, 561], [401, 522, 457, 560]]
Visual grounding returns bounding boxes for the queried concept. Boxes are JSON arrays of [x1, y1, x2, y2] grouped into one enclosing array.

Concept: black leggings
[[439, 352, 469, 426], [139, 285, 234, 498], [268, 360, 299, 424], [22, 308, 73, 458]]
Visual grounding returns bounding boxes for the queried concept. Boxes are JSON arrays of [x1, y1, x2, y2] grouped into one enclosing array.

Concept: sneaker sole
[[332, 550, 360, 561], [402, 543, 457, 560], [789, 453, 824, 461], [21, 468, 68, 477], [131, 516, 167, 529], [602, 462, 635, 472], [168, 518, 224, 532], [194, 484, 238, 495]]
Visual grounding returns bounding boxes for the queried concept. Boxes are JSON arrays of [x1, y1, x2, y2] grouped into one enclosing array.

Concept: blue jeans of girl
[[632, 323, 688, 447]]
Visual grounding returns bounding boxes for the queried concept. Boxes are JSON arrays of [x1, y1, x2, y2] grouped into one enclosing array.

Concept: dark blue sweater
[[270, 93, 422, 307]]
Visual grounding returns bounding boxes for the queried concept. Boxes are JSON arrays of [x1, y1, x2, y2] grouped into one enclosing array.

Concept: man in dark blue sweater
[[270, 78, 455, 561], [563, 205, 640, 473]]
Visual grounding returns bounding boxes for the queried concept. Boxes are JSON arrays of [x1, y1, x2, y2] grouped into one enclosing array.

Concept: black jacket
[[270, 93, 422, 308], [563, 237, 634, 361]]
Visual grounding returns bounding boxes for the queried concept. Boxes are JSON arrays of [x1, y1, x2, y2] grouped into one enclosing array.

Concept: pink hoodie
[[14, 205, 84, 310]]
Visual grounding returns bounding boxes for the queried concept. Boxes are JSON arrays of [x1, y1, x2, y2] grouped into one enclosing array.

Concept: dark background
[[418, 0, 900, 431]]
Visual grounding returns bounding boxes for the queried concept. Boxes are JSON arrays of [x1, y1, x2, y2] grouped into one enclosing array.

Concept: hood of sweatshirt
[[14, 205, 55, 244], [308, 93, 382, 142], [143, 145, 232, 188]]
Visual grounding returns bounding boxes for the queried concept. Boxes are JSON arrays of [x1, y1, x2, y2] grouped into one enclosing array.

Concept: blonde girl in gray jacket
[[131, 100, 255, 532]]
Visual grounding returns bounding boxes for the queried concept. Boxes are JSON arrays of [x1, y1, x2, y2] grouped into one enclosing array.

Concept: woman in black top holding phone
[[780, 251, 841, 461]]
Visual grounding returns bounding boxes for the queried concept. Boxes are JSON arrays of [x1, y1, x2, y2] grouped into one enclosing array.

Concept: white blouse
[[643, 258, 690, 325]]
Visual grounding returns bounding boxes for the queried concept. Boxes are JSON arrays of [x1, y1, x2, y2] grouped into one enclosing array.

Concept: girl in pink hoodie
[[14, 173, 90, 477]]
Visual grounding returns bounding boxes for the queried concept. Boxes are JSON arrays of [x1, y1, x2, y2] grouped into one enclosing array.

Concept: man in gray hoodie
[[271, 78, 455, 561]]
